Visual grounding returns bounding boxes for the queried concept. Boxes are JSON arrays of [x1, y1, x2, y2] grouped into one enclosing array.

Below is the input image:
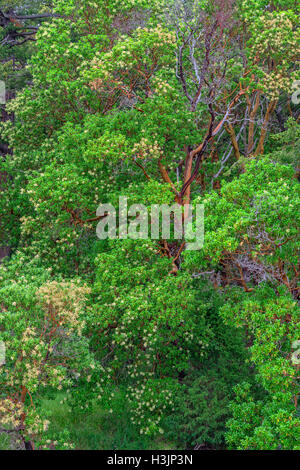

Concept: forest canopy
[[0, 0, 299, 451]]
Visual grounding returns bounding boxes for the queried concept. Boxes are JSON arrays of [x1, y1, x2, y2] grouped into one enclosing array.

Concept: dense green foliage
[[0, 0, 299, 450]]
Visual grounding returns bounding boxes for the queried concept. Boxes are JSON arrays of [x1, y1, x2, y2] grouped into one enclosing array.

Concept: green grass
[[0, 431, 24, 450], [39, 393, 177, 450], [0, 433, 12, 450]]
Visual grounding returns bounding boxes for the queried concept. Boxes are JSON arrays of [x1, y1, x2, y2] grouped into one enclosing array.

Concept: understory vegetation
[[0, 0, 299, 450]]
